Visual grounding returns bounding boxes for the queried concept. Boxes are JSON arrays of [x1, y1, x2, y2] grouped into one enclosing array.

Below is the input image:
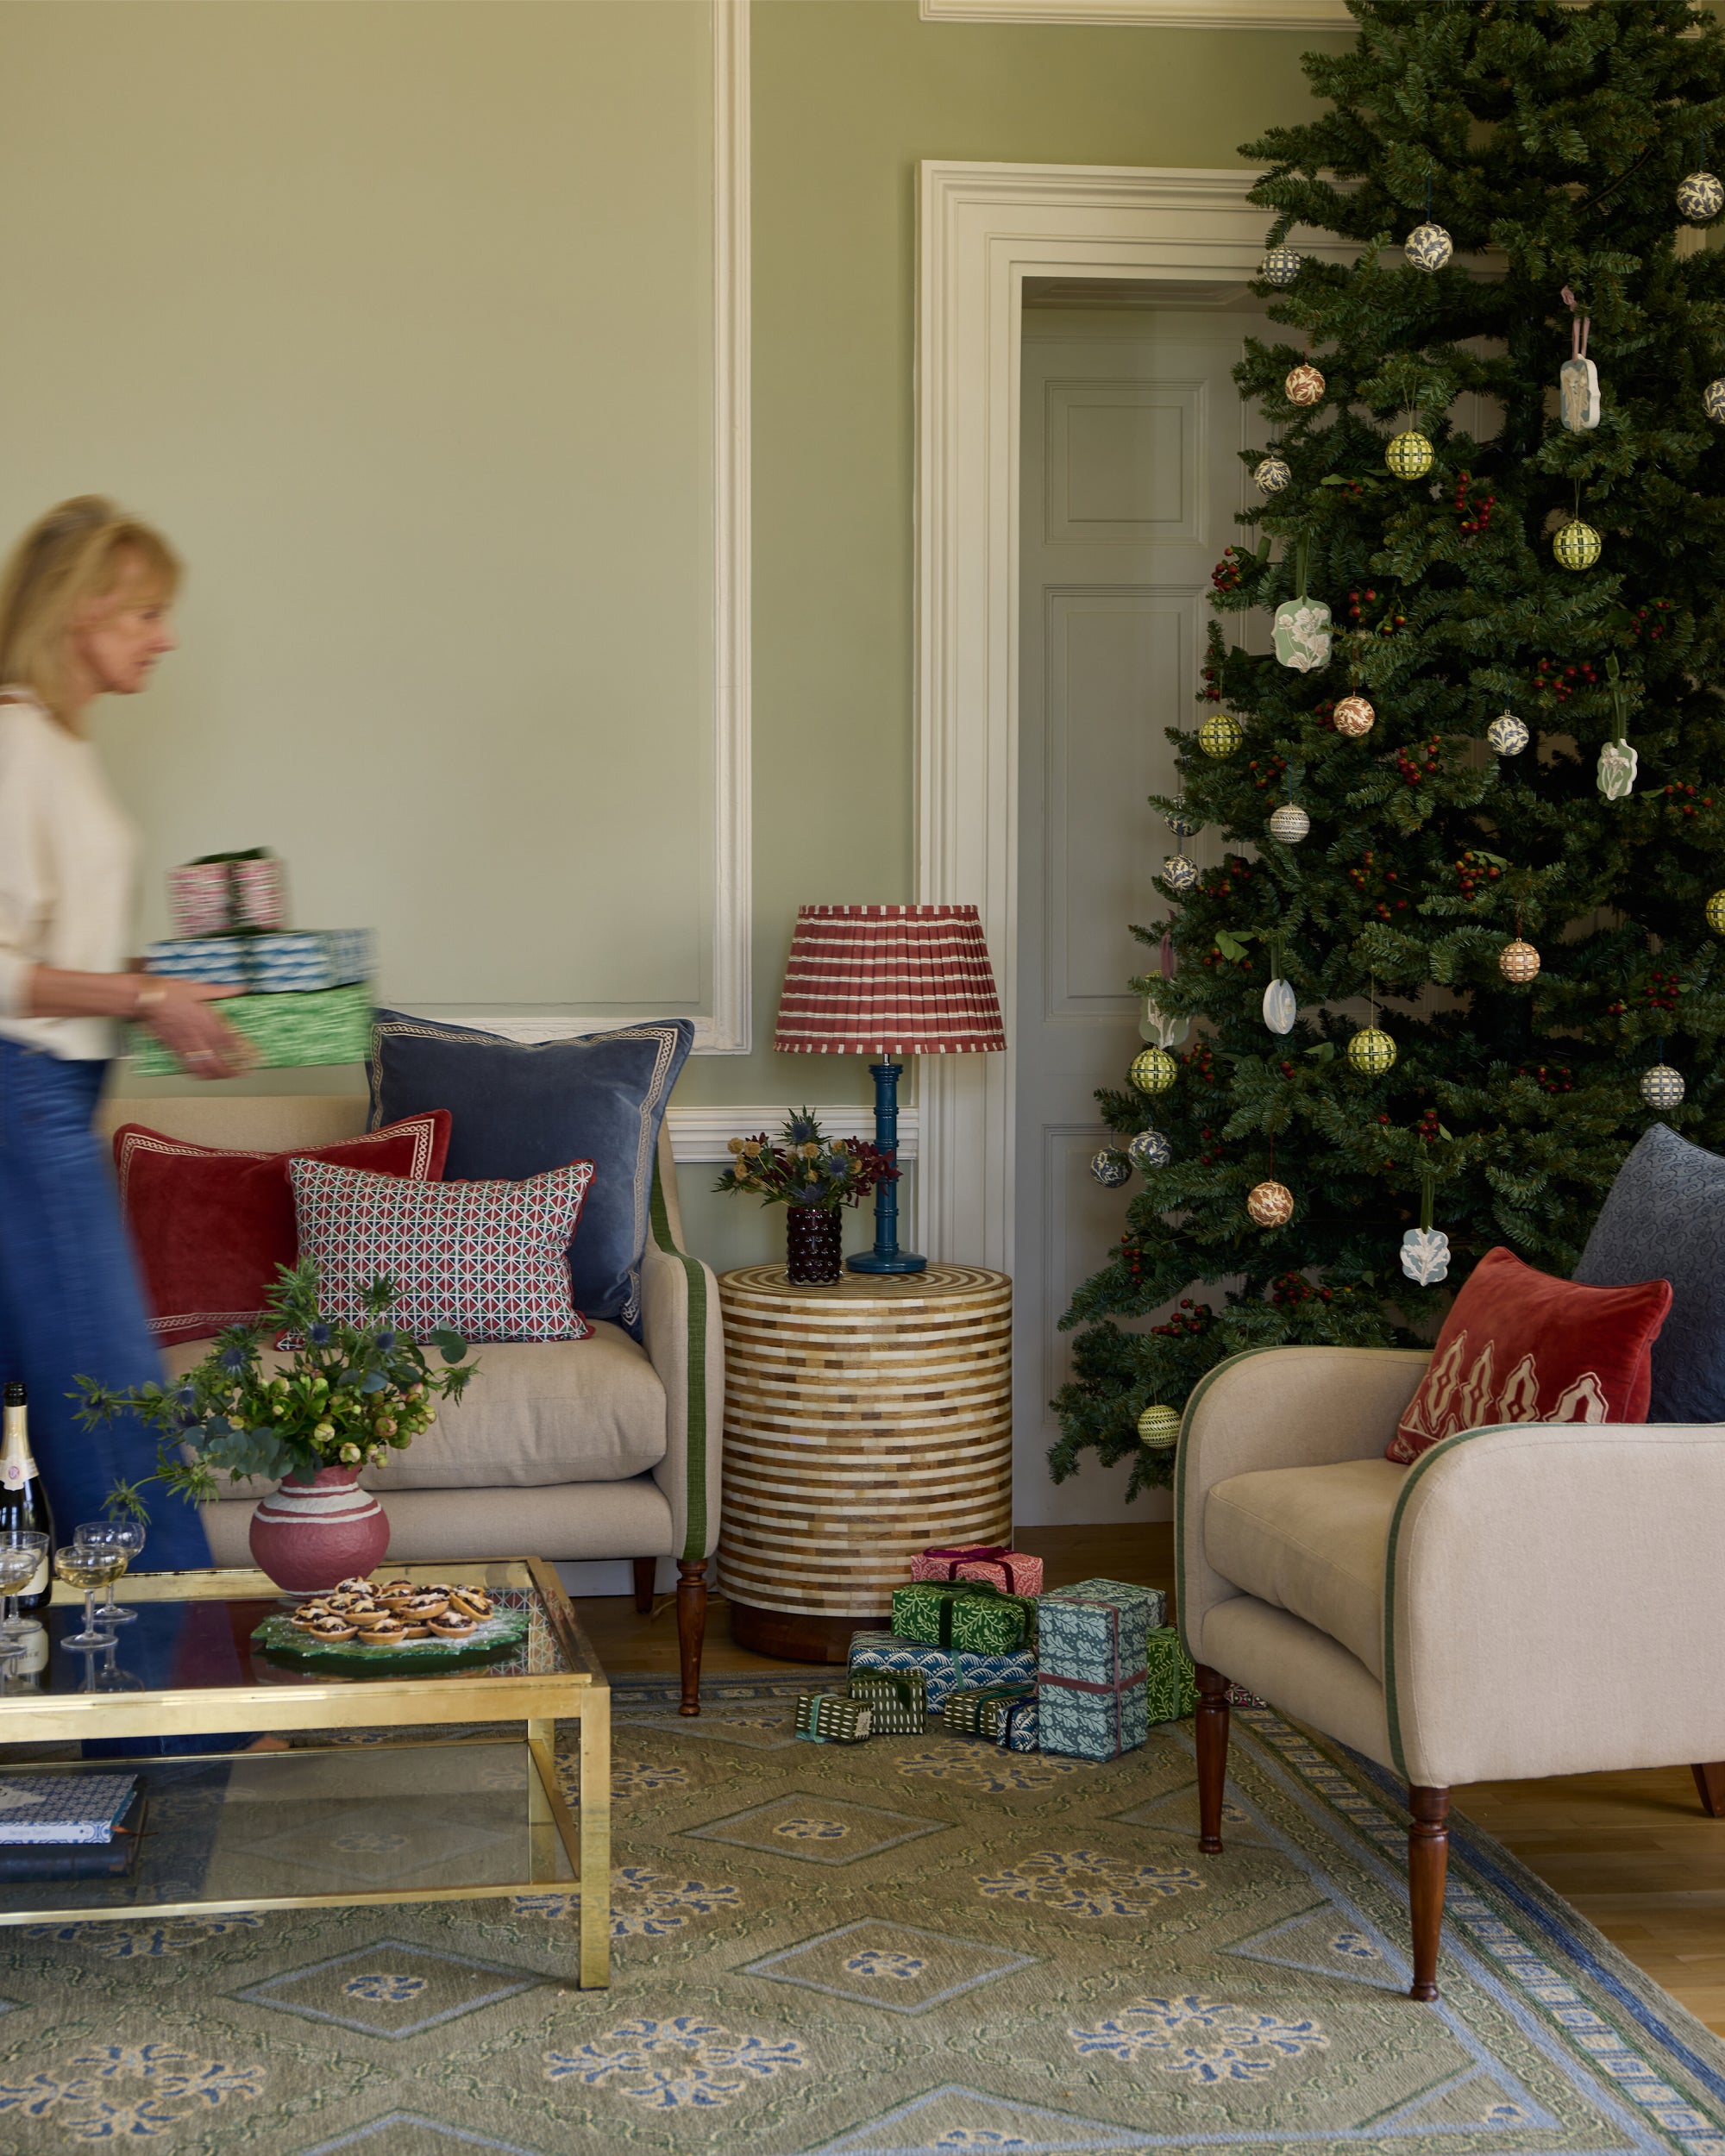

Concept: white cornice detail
[[921, 0, 1351, 23], [666, 1104, 920, 1163]]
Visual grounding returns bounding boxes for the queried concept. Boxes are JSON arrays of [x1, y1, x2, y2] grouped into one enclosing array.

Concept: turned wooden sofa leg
[[1693, 1763, 1725, 1818], [1408, 1784, 1450, 2002], [631, 1558, 656, 1615], [676, 1558, 708, 1716], [1195, 1663, 1229, 1854]]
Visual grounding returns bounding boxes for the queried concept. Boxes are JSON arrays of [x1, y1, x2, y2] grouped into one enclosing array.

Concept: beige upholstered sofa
[[99, 1092, 723, 1712], [1176, 1344, 1725, 2000]]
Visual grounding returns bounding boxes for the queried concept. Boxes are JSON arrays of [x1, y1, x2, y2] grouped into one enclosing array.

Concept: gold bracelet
[[133, 982, 167, 1017]]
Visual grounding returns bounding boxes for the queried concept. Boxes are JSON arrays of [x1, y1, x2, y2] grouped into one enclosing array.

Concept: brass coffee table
[[0, 1558, 610, 1986]]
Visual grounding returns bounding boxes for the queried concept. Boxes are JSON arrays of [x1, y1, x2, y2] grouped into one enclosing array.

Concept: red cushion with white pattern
[[290, 1156, 594, 1344]]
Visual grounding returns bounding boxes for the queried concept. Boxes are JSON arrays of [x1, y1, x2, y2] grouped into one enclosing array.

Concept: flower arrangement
[[76, 1259, 480, 1508], [715, 1108, 898, 1213]]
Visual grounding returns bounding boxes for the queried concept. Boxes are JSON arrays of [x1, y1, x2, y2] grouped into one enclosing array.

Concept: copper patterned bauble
[[1678, 171, 1724, 222], [1498, 938, 1540, 984], [1346, 1025, 1396, 1075], [1386, 429, 1434, 479], [1333, 693, 1376, 739], [1553, 517, 1602, 571], [1487, 711, 1529, 755], [1198, 713, 1244, 757], [1261, 246, 1303, 287], [1284, 363, 1326, 406], [1268, 802, 1311, 843], [1707, 889, 1725, 936], [1090, 1148, 1132, 1188], [1255, 454, 1293, 495], [1130, 1046, 1178, 1096], [1246, 1179, 1295, 1228], [1403, 221, 1453, 272], [1640, 1063, 1685, 1111], [1137, 1402, 1182, 1450]]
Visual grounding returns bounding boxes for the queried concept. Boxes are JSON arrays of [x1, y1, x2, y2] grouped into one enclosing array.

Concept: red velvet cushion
[[1388, 1245, 1672, 1464], [114, 1113, 451, 1344]]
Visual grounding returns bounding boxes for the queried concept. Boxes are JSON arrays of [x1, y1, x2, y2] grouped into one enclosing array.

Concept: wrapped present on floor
[[942, 1683, 1035, 1741], [1036, 1577, 1163, 1762], [1145, 1626, 1199, 1725], [995, 1694, 1038, 1752], [909, 1544, 1044, 1598], [847, 1669, 927, 1736], [889, 1580, 1033, 1656], [847, 1629, 1035, 1711], [166, 849, 289, 937], [1226, 1683, 1263, 1708], [794, 1692, 872, 1745], [142, 929, 373, 994], [127, 983, 373, 1075]]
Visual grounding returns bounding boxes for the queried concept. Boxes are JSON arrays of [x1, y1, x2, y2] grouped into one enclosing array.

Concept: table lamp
[[773, 903, 1007, 1274]]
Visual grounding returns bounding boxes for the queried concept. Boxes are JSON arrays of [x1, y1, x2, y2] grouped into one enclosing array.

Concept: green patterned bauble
[[1386, 429, 1434, 479], [1552, 517, 1602, 572], [1346, 1025, 1396, 1075], [1130, 1046, 1178, 1097], [1136, 1403, 1182, 1451], [1197, 713, 1244, 758], [1707, 889, 1725, 936]]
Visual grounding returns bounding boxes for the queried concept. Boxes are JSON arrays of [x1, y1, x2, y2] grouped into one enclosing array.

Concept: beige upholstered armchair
[[1176, 1344, 1725, 2002]]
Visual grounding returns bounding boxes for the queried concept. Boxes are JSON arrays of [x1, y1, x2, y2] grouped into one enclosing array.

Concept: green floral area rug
[[0, 1675, 1722, 2156]]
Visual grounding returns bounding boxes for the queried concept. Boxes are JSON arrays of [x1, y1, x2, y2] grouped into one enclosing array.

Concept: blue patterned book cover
[[0, 1775, 140, 1846]]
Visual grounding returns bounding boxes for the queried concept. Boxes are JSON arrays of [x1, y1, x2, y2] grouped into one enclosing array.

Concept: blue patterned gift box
[[996, 1695, 1038, 1752], [143, 928, 373, 993], [846, 1630, 1035, 1710], [1035, 1578, 1164, 1762]]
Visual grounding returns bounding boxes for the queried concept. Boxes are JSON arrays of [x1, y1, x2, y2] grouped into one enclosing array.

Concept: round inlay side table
[[717, 1263, 1013, 1663]]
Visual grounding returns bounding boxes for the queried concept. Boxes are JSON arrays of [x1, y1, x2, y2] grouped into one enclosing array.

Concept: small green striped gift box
[[846, 1670, 927, 1734], [890, 1581, 1033, 1656], [794, 1692, 873, 1745], [128, 981, 373, 1075], [942, 1683, 1036, 1740]]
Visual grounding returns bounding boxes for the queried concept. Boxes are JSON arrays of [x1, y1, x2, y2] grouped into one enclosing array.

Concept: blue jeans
[[0, 1039, 211, 1570]]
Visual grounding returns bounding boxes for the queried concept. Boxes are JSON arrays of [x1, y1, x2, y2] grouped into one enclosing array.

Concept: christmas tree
[[1050, 0, 1725, 1502]]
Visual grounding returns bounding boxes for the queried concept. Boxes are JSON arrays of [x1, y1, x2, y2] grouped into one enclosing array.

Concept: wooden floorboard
[[576, 1521, 1725, 2035]]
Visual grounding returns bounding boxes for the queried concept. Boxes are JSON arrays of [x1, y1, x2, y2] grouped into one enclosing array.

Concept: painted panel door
[[1015, 303, 1264, 1524]]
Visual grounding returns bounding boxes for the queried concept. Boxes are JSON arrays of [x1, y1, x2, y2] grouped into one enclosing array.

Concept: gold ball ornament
[[1346, 1025, 1396, 1075], [1198, 712, 1244, 758], [1261, 245, 1303, 288], [1284, 363, 1327, 407], [1333, 693, 1376, 739], [1552, 517, 1602, 572], [1137, 1403, 1182, 1451], [1498, 938, 1540, 985], [1246, 1179, 1295, 1228], [1386, 429, 1434, 479], [1640, 1063, 1685, 1112], [1706, 889, 1725, 935], [1130, 1046, 1178, 1097]]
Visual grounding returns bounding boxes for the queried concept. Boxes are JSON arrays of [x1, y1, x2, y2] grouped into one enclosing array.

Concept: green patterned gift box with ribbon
[[794, 1692, 873, 1745], [942, 1683, 1036, 1740], [128, 982, 373, 1075], [1145, 1627, 1199, 1725], [846, 1670, 927, 1735], [889, 1580, 1033, 1656]]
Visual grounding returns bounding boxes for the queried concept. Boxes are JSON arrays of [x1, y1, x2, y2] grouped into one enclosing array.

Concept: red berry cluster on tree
[[1515, 1063, 1575, 1094], [1269, 1271, 1334, 1308], [1663, 783, 1715, 819], [1533, 655, 1599, 704], [1453, 469, 1496, 535], [1630, 599, 1674, 641], [1210, 547, 1248, 595], [1394, 736, 1442, 787], [1151, 1296, 1213, 1338], [1245, 755, 1289, 793], [1454, 849, 1503, 899]]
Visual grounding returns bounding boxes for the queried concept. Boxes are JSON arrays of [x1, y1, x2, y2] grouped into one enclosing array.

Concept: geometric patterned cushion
[[289, 1156, 595, 1344]]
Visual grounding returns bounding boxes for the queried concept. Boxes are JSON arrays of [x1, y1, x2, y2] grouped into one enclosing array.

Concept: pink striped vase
[[248, 1466, 389, 1592]]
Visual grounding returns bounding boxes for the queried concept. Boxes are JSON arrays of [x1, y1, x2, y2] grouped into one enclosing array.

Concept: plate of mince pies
[[249, 1576, 529, 1673]]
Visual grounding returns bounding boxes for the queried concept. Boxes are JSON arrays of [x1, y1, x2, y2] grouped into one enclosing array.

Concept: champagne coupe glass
[[0, 1530, 47, 1641], [0, 1545, 36, 1683], [91, 1631, 141, 1693], [53, 1545, 126, 1649], [75, 1522, 143, 1626]]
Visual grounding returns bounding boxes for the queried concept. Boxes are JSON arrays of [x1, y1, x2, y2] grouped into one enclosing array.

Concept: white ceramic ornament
[[1090, 1148, 1132, 1188], [1640, 1063, 1684, 1111], [1263, 978, 1297, 1035], [1596, 738, 1638, 801], [1559, 355, 1601, 432], [1255, 454, 1293, 495], [1261, 245, 1303, 287], [1163, 854, 1199, 891], [1273, 597, 1333, 673], [1128, 1128, 1172, 1172], [1268, 802, 1311, 843], [1400, 1226, 1452, 1287], [1403, 221, 1453, 272], [1487, 711, 1529, 755], [1678, 171, 1724, 222], [1705, 379, 1725, 423]]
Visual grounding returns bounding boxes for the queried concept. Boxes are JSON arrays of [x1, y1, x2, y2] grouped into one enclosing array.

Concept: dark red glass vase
[[785, 1205, 843, 1285]]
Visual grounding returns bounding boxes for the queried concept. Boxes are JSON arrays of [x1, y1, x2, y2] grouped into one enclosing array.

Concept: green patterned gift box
[[1146, 1626, 1199, 1725], [942, 1684, 1035, 1740], [128, 982, 373, 1075], [889, 1580, 1033, 1656], [846, 1670, 927, 1735], [794, 1692, 873, 1745]]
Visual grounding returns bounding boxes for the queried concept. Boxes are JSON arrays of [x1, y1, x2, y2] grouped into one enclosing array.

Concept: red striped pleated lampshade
[[774, 904, 1007, 1056]]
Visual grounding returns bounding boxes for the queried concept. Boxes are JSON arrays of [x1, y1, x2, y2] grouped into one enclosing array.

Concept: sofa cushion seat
[[165, 1321, 666, 1495], [1204, 1457, 1405, 1679]]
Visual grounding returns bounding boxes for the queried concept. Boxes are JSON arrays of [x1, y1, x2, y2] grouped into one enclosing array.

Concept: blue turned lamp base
[[847, 1058, 925, 1274]]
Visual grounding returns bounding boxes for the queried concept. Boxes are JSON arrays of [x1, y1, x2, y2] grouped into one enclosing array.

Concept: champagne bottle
[[0, 1383, 54, 1612]]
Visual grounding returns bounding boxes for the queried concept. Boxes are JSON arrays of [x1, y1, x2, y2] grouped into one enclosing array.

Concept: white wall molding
[[666, 1103, 920, 1164], [915, 162, 1350, 1269], [922, 0, 1348, 22]]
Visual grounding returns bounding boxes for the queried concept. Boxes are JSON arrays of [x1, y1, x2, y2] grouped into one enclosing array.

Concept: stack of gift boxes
[[128, 849, 375, 1074], [793, 1542, 1196, 1758]]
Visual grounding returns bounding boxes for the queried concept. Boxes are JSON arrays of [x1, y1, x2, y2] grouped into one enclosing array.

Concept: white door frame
[[914, 162, 1351, 1270]]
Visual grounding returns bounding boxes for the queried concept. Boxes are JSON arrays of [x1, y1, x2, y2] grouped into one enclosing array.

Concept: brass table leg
[[576, 1697, 611, 1988]]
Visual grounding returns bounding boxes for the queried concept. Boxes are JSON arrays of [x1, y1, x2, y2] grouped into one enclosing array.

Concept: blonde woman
[[0, 497, 248, 1566]]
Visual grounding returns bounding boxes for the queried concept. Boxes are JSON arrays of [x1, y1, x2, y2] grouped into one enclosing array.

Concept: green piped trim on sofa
[[649, 1160, 709, 1562], [1381, 1422, 1523, 1782], [1172, 1347, 1283, 1661]]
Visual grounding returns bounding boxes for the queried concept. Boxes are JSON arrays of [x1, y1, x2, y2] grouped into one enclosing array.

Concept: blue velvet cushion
[[367, 1013, 693, 1334], [1572, 1121, 1721, 1422]]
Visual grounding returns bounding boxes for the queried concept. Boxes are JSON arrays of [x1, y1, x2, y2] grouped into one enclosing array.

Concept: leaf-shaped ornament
[[1399, 1227, 1452, 1287], [1263, 978, 1297, 1036]]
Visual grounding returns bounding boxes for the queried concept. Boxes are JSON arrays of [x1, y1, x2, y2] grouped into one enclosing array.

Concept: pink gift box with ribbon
[[166, 852, 289, 938], [908, 1544, 1044, 1598]]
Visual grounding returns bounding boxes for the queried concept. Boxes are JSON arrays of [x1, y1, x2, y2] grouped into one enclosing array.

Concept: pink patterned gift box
[[908, 1545, 1044, 1598], [166, 851, 289, 937]]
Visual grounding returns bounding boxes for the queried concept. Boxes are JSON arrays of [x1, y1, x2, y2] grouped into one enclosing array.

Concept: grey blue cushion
[[367, 1013, 692, 1334], [1573, 1122, 1722, 1422]]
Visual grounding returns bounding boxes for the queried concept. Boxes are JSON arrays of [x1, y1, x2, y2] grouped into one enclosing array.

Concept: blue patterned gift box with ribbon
[[847, 1630, 1035, 1710], [1035, 1578, 1164, 1762], [142, 928, 373, 993]]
